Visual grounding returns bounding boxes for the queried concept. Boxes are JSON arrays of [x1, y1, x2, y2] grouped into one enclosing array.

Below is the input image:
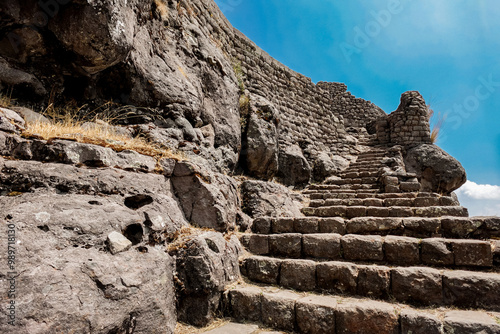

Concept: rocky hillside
[[1, 1, 497, 334]]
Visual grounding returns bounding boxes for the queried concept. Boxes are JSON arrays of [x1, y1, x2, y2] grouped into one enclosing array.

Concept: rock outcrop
[[405, 144, 467, 194], [0, 191, 178, 334], [240, 180, 305, 219], [240, 95, 279, 180], [172, 231, 242, 326]]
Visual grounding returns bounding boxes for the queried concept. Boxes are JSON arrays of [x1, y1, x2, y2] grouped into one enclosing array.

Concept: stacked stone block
[[378, 91, 433, 146]]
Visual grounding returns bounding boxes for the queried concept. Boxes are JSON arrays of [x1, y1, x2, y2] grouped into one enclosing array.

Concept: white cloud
[[455, 180, 500, 200], [455, 181, 500, 217]]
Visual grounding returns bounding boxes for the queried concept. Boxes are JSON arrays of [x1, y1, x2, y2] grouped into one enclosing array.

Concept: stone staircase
[[224, 146, 500, 333]]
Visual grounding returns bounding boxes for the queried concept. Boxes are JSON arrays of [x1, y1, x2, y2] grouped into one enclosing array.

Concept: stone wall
[[376, 91, 432, 146], [193, 0, 386, 157], [317, 82, 386, 128]]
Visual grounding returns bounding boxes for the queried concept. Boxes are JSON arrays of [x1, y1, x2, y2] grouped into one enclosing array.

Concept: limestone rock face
[[172, 231, 242, 326], [404, 144, 467, 194], [278, 145, 312, 186]]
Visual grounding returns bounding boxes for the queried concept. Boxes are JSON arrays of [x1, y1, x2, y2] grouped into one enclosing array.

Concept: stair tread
[[241, 234, 498, 270], [302, 205, 469, 218], [226, 283, 500, 333], [251, 216, 500, 239]]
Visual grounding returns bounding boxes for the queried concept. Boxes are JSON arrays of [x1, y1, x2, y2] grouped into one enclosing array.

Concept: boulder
[[0, 107, 25, 133], [172, 161, 241, 232], [404, 144, 467, 194], [12, 106, 51, 124], [172, 231, 242, 326], [278, 144, 312, 186], [0, 57, 46, 96], [240, 180, 304, 218], [313, 152, 349, 181], [243, 112, 279, 179]]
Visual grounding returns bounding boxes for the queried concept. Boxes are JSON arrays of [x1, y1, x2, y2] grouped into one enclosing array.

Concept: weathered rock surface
[[278, 145, 312, 186], [172, 161, 241, 232], [243, 113, 279, 179], [313, 153, 350, 181], [404, 144, 467, 194], [11, 106, 50, 125], [240, 180, 304, 218], [171, 231, 242, 326], [0, 193, 177, 334], [0, 107, 25, 133]]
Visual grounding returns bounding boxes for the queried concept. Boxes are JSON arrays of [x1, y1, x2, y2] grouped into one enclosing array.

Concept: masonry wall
[[375, 91, 432, 146], [189, 1, 432, 153], [192, 0, 387, 157]]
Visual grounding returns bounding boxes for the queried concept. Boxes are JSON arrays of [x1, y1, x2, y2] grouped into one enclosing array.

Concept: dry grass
[[176, 1, 197, 17], [23, 102, 184, 162], [153, 0, 169, 21], [232, 60, 245, 93], [166, 226, 215, 253], [0, 89, 14, 108], [25, 119, 182, 161], [175, 318, 231, 334], [427, 104, 445, 144]]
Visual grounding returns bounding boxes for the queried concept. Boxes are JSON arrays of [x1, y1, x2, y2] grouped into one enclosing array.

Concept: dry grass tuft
[[25, 119, 182, 161], [427, 104, 445, 144], [23, 101, 184, 161], [166, 226, 214, 253], [153, 0, 169, 21], [175, 318, 231, 334], [0, 89, 14, 108]]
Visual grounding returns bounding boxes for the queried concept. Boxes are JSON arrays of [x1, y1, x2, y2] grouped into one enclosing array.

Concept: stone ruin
[[0, 0, 499, 333]]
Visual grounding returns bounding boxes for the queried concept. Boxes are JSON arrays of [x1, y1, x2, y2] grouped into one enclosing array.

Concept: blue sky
[[215, 0, 500, 215]]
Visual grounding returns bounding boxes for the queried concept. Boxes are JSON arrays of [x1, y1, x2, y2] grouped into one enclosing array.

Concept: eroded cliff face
[[0, 0, 469, 332]]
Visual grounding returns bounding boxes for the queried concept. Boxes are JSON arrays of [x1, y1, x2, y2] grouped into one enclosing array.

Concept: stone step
[[225, 284, 500, 334], [302, 189, 380, 196], [308, 196, 458, 208], [340, 167, 383, 174], [240, 256, 500, 310], [349, 162, 385, 169], [306, 192, 439, 200], [308, 182, 380, 190], [240, 234, 498, 269], [315, 177, 380, 186], [312, 184, 381, 191], [302, 205, 469, 219], [352, 159, 384, 165], [356, 153, 386, 159], [200, 322, 282, 334], [251, 216, 500, 239], [333, 170, 380, 178]]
